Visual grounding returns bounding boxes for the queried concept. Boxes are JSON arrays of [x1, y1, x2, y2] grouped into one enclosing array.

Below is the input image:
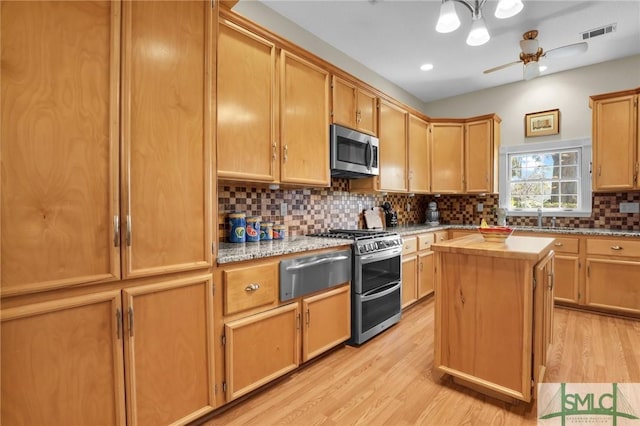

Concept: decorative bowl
[[477, 226, 513, 242]]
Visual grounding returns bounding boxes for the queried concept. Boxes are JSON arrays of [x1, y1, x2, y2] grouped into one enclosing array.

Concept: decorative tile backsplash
[[218, 180, 640, 241]]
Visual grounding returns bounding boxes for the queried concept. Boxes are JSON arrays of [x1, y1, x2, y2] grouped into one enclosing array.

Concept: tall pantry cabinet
[[1, 1, 217, 425]]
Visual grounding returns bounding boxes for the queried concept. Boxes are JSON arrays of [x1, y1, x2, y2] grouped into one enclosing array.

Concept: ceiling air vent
[[581, 23, 617, 40]]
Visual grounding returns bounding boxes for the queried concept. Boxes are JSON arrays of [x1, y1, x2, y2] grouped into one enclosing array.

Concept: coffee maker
[[426, 201, 440, 226], [382, 201, 398, 227]]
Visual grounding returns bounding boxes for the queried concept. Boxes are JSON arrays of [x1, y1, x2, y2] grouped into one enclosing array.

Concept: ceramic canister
[[245, 216, 261, 242], [228, 212, 246, 243], [260, 222, 273, 241], [272, 224, 285, 240]]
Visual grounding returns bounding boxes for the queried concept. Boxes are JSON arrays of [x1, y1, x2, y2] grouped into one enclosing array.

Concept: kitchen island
[[431, 234, 555, 403]]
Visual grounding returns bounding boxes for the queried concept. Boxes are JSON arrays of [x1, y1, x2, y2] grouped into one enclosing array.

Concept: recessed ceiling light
[[539, 65, 548, 72], [420, 63, 434, 71]]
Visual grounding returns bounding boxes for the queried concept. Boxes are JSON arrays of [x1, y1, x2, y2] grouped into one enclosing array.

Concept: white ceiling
[[257, 0, 640, 103]]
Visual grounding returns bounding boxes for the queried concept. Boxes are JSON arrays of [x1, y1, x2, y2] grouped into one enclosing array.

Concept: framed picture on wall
[[525, 109, 560, 137]]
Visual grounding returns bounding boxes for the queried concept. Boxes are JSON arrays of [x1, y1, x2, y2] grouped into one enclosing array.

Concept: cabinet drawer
[[418, 233, 435, 251], [434, 231, 448, 243], [587, 238, 640, 258], [402, 237, 417, 255], [550, 237, 579, 254], [223, 262, 278, 315]]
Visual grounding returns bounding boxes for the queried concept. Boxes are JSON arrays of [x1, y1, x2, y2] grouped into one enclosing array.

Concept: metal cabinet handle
[[306, 309, 310, 326], [126, 215, 132, 247], [114, 216, 120, 247], [245, 283, 260, 292], [554, 242, 563, 247], [611, 245, 623, 250], [283, 144, 288, 162], [272, 142, 277, 160], [548, 272, 554, 290]]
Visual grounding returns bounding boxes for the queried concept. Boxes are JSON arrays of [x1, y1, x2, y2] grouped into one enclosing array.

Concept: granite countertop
[[217, 236, 352, 264], [217, 224, 640, 265]]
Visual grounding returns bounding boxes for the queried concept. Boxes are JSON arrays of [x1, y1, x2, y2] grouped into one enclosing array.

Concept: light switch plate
[[477, 203, 483, 212], [620, 202, 640, 213], [281, 202, 288, 216]]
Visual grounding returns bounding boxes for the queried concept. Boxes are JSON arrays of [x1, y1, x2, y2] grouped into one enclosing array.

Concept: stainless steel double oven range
[[311, 229, 403, 345]]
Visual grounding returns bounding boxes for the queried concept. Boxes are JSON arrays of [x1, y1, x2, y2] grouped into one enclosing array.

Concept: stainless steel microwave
[[330, 124, 379, 179]]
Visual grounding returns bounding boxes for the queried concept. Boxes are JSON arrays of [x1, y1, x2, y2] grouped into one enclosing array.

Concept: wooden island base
[[432, 234, 555, 403]]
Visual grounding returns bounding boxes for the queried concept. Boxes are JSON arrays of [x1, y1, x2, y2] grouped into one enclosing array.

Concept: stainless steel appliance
[[382, 201, 398, 228], [426, 201, 440, 226], [330, 124, 379, 178], [279, 249, 351, 301], [310, 229, 402, 345]]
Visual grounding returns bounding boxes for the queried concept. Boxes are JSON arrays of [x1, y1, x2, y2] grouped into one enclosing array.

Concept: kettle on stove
[[426, 201, 440, 226], [382, 201, 398, 227]]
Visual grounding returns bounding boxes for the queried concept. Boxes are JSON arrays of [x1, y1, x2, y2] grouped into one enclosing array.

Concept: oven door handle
[[359, 247, 402, 262], [284, 255, 349, 271], [361, 281, 401, 302]]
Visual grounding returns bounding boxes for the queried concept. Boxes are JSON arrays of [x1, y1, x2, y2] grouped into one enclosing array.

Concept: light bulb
[[466, 17, 490, 46], [495, 0, 523, 19], [436, 0, 461, 33]]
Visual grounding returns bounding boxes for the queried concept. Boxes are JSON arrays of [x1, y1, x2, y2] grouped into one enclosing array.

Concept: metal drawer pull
[[245, 283, 260, 292], [611, 245, 623, 250], [554, 242, 563, 247]]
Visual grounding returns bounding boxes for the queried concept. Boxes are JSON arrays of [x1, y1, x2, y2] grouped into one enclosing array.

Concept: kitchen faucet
[[537, 208, 542, 228]]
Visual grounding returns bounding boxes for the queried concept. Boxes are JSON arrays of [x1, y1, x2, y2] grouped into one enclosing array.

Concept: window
[[499, 139, 592, 217]]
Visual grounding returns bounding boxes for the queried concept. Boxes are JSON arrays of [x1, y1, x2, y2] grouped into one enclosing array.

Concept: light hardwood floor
[[198, 298, 640, 425]]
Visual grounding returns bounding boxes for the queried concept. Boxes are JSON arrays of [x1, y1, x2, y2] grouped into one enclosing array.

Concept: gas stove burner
[[310, 229, 402, 255], [311, 229, 393, 239]]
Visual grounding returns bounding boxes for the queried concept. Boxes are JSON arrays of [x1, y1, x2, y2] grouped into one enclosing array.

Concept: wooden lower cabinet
[[401, 255, 418, 308], [418, 251, 435, 298], [123, 275, 216, 426], [224, 303, 300, 401], [1, 291, 127, 426], [586, 258, 640, 315], [553, 255, 580, 304], [533, 252, 555, 384], [223, 284, 351, 401], [302, 285, 351, 362]]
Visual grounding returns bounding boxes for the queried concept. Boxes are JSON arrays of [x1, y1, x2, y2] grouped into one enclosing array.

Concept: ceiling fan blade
[[483, 60, 522, 74], [523, 61, 540, 80], [544, 42, 588, 59]]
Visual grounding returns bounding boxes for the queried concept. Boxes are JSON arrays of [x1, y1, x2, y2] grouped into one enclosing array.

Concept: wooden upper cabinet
[[331, 76, 378, 136], [280, 51, 330, 186], [1, 1, 121, 296], [123, 276, 216, 425], [378, 99, 408, 192], [430, 122, 464, 193], [121, 0, 212, 279], [591, 93, 638, 191], [1, 291, 126, 425], [217, 19, 277, 183], [408, 115, 430, 193], [465, 117, 498, 193]]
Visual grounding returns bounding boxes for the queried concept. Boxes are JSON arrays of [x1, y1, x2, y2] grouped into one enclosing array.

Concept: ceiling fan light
[[520, 39, 538, 55], [466, 17, 490, 46], [436, 0, 461, 33], [524, 61, 540, 80], [495, 0, 523, 19]]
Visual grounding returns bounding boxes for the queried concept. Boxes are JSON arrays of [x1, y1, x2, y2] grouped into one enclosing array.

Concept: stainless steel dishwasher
[[279, 249, 351, 301]]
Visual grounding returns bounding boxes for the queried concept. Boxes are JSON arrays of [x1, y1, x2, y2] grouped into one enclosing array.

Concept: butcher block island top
[[431, 234, 556, 404]]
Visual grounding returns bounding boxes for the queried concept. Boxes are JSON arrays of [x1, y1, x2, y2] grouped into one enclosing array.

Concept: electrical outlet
[[280, 202, 287, 216], [620, 202, 640, 213], [406, 202, 411, 212], [358, 203, 363, 213], [477, 203, 484, 212]]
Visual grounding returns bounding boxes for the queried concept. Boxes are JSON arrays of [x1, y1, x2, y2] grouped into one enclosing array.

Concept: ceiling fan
[[483, 30, 588, 80]]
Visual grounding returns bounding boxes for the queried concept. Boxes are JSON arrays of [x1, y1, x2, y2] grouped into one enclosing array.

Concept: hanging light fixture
[[436, 0, 524, 46]]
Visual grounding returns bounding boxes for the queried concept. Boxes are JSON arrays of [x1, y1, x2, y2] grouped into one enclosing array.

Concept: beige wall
[[424, 55, 640, 146]]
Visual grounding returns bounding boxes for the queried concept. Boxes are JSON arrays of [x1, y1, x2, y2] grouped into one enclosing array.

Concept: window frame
[[499, 138, 592, 218]]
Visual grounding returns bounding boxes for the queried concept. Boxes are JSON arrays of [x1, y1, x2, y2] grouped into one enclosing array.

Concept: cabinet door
[[431, 122, 464, 193], [379, 99, 408, 192], [418, 251, 435, 298], [401, 255, 418, 308], [1, 291, 126, 425], [592, 95, 637, 190], [280, 51, 330, 186], [332, 76, 357, 129], [218, 20, 277, 182], [225, 303, 300, 401], [554, 255, 580, 304], [408, 115, 431, 193], [121, 0, 212, 278], [356, 88, 378, 136], [1, 1, 120, 296], [123, 275, 215, 425], [465, 119, 493, 193], [533, 252, 554, 385], [302, 284, 351, 362], [586, 258, 640, 315]]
